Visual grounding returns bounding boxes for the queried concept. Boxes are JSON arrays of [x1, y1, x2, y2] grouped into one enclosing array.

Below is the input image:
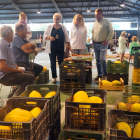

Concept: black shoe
[[94, 76, 102, 82]]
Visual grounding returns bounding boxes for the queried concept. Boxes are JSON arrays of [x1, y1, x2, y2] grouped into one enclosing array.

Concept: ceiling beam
[[0, 14, 136, 20], [51, 0, 65, 24], [112, 0, 140, 11], [0, 5, 119, 10], [0, 9, 130, 15], [7, 0, 31, 23]]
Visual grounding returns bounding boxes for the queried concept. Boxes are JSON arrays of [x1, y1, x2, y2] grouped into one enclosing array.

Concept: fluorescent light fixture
[[120, 3, 125, 7], [87, 9, 91, 12], [37, 10, 41, 14]]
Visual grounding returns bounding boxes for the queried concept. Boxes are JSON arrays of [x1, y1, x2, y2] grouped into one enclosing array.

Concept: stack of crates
[[35, 69, 49, 84], [72, 60, 92, 83], [60, 61, 85, 92], [15, 84, 61, 140], [132, 52, 140, 86], [58, 88, 106, 140], [107, 60, 129, 85], [108, 85, 140, 140]]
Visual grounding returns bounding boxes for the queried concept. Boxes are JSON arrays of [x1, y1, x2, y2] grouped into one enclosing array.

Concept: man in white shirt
[[92, 8, 114, 81]]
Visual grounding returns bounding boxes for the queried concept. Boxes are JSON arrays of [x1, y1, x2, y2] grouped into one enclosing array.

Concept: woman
[[16, 12, 32, 40], [129, 36, 140, 62], [43, 13, 72, 83], [70, 14, 87, 55], [118, 31, 127, 62]]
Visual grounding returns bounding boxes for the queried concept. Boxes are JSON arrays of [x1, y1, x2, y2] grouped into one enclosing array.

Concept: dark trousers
[[49, 50, 64, 78], [0, 71, 35, 96], [16, 62, 43, 78]]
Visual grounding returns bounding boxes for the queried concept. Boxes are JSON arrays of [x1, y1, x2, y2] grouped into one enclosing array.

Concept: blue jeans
[[93, 43, 107, 77]]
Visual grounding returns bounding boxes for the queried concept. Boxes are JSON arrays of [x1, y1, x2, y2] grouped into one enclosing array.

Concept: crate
[[99, 78, 124, 91], [0, 98, 49, 140], [107, 109, 140, 140], [107, 60, 129, 74], [36, 69, 49, 84], [123, 86, 140, 103], [107, 73, 128, 85], [85, 68, 92, 83], [49, 112, 60, 140], [65, 88, 106, 132], [134, 52, 140, 68], [60, 61, 85, 80], [72, 60, 92, 67], [132, 68, 140, 84], [15, 84, 60, 125], [60, 79, 85, 92], [132, 83, 140, 86], [58, 129, 104, 140]]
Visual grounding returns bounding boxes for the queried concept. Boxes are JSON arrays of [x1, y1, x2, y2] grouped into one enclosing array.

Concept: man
[[127, 33, 132, 47], [0, 25, 35, 98], [92, 8, 114, 81], [11, 23, 43, 77]]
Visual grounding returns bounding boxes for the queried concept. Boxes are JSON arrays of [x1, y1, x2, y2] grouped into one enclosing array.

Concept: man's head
[[128, 33, 130, 36], [0, 25, 13, 43], [95, 8, 103, 21], [15, 23, 27, 39]]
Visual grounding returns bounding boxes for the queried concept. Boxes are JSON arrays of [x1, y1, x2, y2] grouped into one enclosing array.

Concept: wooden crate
[[99, 78, 124, 91]]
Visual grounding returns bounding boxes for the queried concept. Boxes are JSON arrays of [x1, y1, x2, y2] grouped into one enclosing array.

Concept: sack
[[64, 43, 69, 58]]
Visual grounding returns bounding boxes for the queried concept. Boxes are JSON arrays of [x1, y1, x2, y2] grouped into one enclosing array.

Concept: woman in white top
[[15, 12, 32, 40], [70, 14, 87, 55], [43, 13, 72, 83], [118, 31, 127, 62]]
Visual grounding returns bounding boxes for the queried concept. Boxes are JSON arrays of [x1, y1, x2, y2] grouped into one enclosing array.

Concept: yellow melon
[[133, 122, 140, 138], [87, 96, 103, 103], [131, 103, 140, 112], [117, 102, 127, 111], [73, 91, 88, 101], [114, 61, 121, 63], [29, 90, 42, 97], [112, 80, 122, 86], [127, 95, 140, 103], [114, 122, 132, 137], [45, 91, 56, 98], [30, 107, 42, 118]]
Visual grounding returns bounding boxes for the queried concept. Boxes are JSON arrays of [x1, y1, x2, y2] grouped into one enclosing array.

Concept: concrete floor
[[0, 47, 134, 130]]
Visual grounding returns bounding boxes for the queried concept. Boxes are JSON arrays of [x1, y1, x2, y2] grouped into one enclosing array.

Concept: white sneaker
[[53, 78, 56, 83]]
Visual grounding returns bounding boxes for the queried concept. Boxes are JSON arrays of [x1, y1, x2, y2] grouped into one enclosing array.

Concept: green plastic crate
[[58, 130, 104, 140], [35, 69, 49, 84], [123, 85, 140, 103], [107, 60, 129, 74], [14, 84, 60, 125]]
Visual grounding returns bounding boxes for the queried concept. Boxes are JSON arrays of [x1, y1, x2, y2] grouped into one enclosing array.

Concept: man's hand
[[101, 40, 108, 45], [50, 37, 55, 41], [25, 43, 32, 50], [17, 67, 24, 73], [35, 49, 38, 56]]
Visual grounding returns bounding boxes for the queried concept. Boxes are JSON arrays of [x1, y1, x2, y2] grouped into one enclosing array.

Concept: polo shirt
[[0, 38, 16, 78], [11, 33, 29, 63]]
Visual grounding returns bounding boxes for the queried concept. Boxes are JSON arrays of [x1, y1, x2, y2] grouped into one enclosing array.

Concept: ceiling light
[[37, 10, 41, 14], [120, 3, 125, 7], [87, 9, 91, 12]]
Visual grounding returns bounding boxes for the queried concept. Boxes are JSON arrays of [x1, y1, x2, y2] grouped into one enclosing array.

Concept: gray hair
[[15, 23, 25, 33], [0, 25, 13, 38], [53, 13, 62, 20]]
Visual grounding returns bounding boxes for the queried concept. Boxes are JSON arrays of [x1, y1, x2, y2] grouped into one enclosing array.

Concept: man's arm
[[0, 60, 23, 73], [106, 20, 114, 41], [21, 43, 36, 54]]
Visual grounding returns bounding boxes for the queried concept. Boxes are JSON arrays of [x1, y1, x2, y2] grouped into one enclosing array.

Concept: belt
[[94, 41, 104, 44]]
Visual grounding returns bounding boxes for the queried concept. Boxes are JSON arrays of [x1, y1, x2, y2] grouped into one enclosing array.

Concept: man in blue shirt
[[0, 25, 35, 98], [11, 23, 43, 77]]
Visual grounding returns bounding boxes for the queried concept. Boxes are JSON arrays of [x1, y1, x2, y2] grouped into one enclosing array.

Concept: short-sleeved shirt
[[11, 33, 29, 63], [128, 36, 132, 43], [129, 41, 140, 54], [51, 27, 64, 52], [0, 38, 16, 78]]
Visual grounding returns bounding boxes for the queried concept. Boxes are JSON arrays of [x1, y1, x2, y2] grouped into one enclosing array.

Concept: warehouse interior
[[0, 0, 140, 140]]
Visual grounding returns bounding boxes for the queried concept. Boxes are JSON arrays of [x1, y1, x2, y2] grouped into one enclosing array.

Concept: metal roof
[[0, 0, 140, 24]]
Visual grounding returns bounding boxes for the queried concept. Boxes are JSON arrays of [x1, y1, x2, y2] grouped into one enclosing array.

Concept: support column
[[137, 16, 140, 41]]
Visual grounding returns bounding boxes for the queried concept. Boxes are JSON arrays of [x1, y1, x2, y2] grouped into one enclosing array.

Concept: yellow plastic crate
[[132, 68, 140, 84], [99, 78, 124, 91]]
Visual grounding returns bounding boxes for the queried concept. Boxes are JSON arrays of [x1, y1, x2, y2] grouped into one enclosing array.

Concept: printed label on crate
[[67, 73, 75, 76], [85, 69, 89, 71]]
